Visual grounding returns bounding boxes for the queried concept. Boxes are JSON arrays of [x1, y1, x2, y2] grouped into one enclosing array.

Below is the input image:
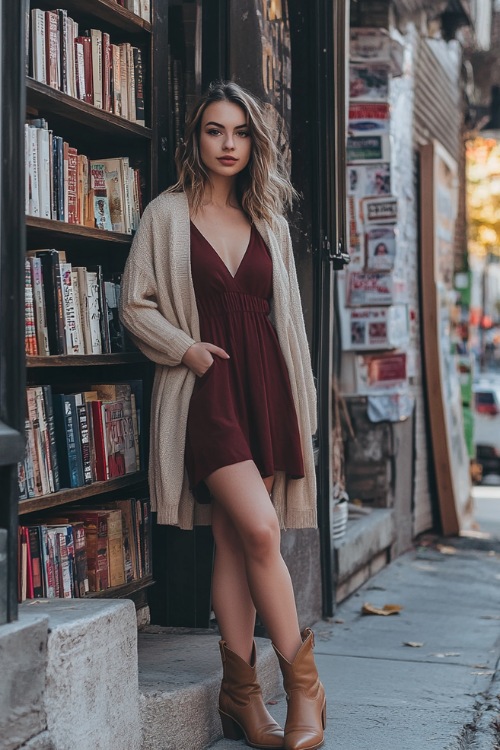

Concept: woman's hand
[[182, 342, 230, 377]]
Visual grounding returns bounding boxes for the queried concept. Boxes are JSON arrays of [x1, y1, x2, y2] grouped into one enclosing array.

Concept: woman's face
[[199, 100, 252, 180]]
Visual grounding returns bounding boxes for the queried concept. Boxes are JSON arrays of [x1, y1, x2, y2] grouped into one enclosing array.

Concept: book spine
[[102, 32, 111, 113], [53, 393, 83, 488], [37, 126, 51, 219], [127, 44, 136, 124], [29, 257, 50, 356], [28, 526, 45, 597], [76, 403, 93, 485], [25, 259, 38, 356], [70, 270, 85, 353], [36, 251, 63, 355], [90, 400, 106, 481], [40, 526, 56, 598], [26, 388, 44, 495], [91, 29, 103, 109], [132, 47, 145, 124], [67, 147, 78, 224], [119, 44, 128, 120], [29, 126, 40, 217], [34, 385, 54, 494], [86, 271, 102, 354], [60, 261, 82, 354], [73, 523, 89, 596], [57, 9, 68, 96], [75, 40, 85, 101], [112, 45, 122, 116], [45, 11, 60, 90], [31, 9, 47, 84], [96, 516, 109, 590], [42, 384, 60, 492]]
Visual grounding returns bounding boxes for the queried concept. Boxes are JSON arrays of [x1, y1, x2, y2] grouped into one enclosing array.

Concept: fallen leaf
[[361, 602, 403, 616], [431, 652, 461, 658], [436, 544, 457, 555], [403, 641, 424, 648]]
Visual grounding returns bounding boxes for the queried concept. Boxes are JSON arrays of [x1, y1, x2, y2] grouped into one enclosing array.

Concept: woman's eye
[[237, 131, 250, 138], [207, 129, 221, 136]]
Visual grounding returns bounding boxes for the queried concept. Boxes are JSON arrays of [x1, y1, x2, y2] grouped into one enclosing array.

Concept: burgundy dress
[[185, 221, 304, 503]]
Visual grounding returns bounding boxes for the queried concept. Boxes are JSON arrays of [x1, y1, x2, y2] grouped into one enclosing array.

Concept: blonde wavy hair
[[168, 80, 297, 225]]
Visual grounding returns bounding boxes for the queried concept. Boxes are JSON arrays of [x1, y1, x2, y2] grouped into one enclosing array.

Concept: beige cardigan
[[120, 191, 317, 529]]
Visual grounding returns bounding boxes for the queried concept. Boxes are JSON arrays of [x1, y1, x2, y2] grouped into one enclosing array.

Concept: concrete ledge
[[0, 613, 48, 750], [335, 509, 395, 593], [138, 628, 282, 750], [19, 599, 141, 750]]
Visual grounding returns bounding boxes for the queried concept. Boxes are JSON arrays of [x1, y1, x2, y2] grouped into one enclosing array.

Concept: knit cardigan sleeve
[[276, 216, 318, 435], [119, 203, 196, 366]]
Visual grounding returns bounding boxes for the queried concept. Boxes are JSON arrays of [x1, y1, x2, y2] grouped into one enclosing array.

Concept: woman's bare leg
[[211, 501, 257, 663], [207, 460, 302, 663]]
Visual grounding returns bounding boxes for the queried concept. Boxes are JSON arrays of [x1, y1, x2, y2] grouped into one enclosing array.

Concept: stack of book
[[29, 9, 146, 123], [25, 121, 141, 232], [114, 0, 151, 23], [19, 381, 143, 499], [25, 251, 132, 357], [18, 496, 152, 601]]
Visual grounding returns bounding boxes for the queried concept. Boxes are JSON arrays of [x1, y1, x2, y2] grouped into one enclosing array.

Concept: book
[[45, 11, 60, 90], [75, 35, 93, 103], [28, 526, 45, 598], [103, 401, 126, 478], [85, 270, 102, 354], [35, 250, 66, 355], [73, 521, 89, 596], [91, 383, 137, 474], [60, 261, 83, 354], [90, 162, 113, 231], [74, 393, 93, 485], [52, 392, 84, 488], [90, 29, 103, 109], [133, 47, 145, 124], [31, 9, 47, 84], [25, 259, 38, 356], [29, 256, 50, 356], [42, 384, 60, 492]]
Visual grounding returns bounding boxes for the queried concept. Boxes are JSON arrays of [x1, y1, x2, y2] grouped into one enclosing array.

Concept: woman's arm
[[119, 204, 196, 367]]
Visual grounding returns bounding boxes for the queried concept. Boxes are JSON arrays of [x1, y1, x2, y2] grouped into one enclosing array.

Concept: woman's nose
[[223, 134, 235, 150]]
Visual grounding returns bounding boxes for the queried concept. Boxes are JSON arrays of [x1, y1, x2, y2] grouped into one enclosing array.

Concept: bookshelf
[[20, 0, 159, 606]]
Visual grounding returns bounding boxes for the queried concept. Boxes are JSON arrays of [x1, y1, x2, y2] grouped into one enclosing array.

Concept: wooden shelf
[[26, 215, 133, 247], [29, 0, 152, 34], [19, 471, 148, 515], [27, 78, 152, 140], [27, 352, 146, 368], [86, 574, 154, 599]]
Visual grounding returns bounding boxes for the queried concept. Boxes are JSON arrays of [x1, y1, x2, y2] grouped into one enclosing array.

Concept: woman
[[120, 81, 325, 750]]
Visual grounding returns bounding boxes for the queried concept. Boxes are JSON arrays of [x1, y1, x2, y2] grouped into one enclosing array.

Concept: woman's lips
[[217, 157, 238, 164]]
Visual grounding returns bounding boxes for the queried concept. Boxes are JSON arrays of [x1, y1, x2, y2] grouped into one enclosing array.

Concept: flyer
[[347, 134, 390, 163], [342, 305, 409, 351], [350, 28, 391, 63], [347, 163, 391, 197], [365, 225, 397, 270], [355, 351, 407, 394], [347, 270, 394, 306], [361, 195, 398, 224], [348, 103, 390, 135], [349, 63, 390, 102]]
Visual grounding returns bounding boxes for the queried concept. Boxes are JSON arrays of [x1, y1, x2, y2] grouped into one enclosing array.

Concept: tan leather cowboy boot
[[219, 639, 285, 749], [273, 628, 326, 750]]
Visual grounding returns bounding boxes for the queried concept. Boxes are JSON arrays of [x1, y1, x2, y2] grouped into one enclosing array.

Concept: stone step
[[138, 627, 282, 750]]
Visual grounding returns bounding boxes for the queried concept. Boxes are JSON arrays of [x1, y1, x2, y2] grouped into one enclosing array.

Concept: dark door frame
[[0, 0, 27, 624]]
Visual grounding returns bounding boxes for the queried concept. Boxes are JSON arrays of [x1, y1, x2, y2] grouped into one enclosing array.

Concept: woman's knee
[[243, 516, 280, 560]]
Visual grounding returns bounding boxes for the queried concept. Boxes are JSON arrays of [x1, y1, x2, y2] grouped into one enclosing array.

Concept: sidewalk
[[207, 535, 500, 750]]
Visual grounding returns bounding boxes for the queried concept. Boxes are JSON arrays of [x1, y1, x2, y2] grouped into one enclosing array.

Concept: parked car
[[473, 377, 500, 477]]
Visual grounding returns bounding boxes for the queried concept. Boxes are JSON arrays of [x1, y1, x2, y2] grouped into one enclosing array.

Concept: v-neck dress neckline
[[185, 221, 304, 504], [190, 220, 253, 280]]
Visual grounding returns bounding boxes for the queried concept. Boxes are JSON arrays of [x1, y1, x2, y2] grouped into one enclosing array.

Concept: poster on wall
[[355, 351, 407, 394], [347, 134, 390, 163], [348, 102, 390, 134], [420, 140, 471, 535], [361, 195, 398, 224], [347, 163, 391, 197], [342, 305, 409, 351], [365, 225, 397, 270], [349, 63, 390, 101], [350, 28, 391, 63], [346, 270, 406, 306]]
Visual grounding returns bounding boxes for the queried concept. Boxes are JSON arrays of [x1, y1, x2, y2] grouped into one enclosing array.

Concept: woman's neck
[[201, 175, 239, 209]]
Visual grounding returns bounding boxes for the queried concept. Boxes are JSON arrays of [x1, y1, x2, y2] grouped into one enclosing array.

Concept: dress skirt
[[185, 221, 304, 503]]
